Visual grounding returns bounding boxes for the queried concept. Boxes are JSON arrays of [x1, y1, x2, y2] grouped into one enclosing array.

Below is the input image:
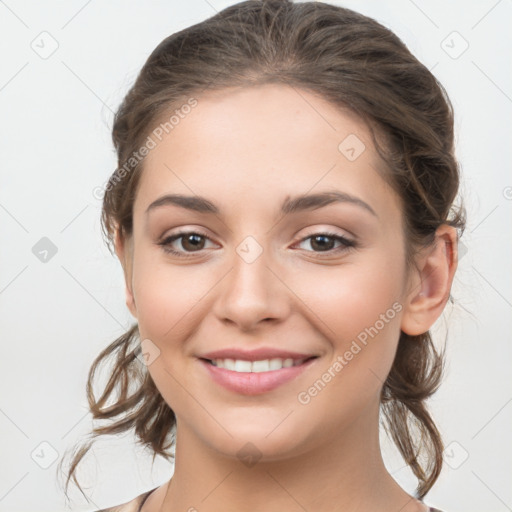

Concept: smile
[[199, 356, 319, 395], [208, 357, 311, 372]]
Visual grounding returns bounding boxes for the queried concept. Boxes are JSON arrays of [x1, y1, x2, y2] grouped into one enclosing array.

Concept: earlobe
[[401, 225, 458, 336], [114, 228, 137, 319]]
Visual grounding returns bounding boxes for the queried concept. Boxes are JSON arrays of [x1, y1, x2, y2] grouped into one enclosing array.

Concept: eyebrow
[[145, 191, 377, 217]]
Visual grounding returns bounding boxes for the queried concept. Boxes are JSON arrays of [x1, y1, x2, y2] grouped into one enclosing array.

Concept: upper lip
[[199, 347, 319, 362]]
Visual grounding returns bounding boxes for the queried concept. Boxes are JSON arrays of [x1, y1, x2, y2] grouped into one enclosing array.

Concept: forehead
[[135, 83, 400, 222]]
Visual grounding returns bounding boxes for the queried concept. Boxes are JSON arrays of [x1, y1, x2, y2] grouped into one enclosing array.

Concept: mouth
[[201, 356, 317, 372], [198, 355, 319, 395]]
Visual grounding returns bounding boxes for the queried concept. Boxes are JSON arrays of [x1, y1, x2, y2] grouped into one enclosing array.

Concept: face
[[120, 84, 417, 460]]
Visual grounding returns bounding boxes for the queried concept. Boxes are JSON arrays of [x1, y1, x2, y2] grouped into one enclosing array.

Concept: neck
[[158, 401, 427, 512]]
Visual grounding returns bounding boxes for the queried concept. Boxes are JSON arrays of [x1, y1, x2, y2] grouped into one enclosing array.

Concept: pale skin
[[114, 84, 458, 512]]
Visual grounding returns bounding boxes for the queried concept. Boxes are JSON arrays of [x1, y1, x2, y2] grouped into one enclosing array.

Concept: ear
[[401, 225, 458, 336], [114, 228, 137, 318]]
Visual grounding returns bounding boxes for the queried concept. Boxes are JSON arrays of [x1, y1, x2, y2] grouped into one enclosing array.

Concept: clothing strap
[[137, 487, 158, 512]]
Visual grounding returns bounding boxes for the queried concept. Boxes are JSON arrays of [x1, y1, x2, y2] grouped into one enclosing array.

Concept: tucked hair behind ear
[[58, 0, 465, 502]]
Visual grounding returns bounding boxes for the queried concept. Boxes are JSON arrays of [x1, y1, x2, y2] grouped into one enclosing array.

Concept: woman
[[60, 1, 465, 511]]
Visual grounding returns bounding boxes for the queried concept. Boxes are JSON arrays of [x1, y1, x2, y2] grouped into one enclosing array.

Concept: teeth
[[211, 357, 306, 372], [234, 360, 252, 372], [269, 358, 284, 370]]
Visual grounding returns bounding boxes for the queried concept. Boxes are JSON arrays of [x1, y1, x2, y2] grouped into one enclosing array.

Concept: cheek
[[131, 254, 212, 413], [288, 254, 406, 400], [131, 251, 210, 341], [290, 264, 404, 427], [297, 262, 403, 341]]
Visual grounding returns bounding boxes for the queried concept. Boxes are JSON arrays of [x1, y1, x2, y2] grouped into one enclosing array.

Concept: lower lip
[[199, 358, 318, 395]]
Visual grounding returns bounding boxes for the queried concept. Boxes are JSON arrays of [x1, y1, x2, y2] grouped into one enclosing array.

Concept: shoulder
[[94, 488, 156, 512]]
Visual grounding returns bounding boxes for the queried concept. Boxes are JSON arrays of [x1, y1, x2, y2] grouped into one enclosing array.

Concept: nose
[[212, 242, 291, 332]]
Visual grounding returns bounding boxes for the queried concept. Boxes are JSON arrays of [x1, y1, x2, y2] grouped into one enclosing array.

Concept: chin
[[198, 420, 313, 463]]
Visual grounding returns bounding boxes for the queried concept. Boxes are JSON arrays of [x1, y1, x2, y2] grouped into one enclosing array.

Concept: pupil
[[312, 235, 333, 251], [184, 234, 204, 251]]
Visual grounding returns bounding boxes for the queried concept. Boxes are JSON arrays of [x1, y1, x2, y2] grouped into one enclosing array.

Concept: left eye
[[295, 232, 355, 253]]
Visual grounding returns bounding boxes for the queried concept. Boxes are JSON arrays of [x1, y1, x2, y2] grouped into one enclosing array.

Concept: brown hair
[[58, 0, 465, 501]]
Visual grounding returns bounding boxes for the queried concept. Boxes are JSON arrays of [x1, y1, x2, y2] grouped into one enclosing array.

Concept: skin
[[114, 84, 458, 512]]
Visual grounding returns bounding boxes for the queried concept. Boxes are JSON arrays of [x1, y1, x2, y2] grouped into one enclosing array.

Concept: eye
[[157, 230, 356, 259], [157, 230, 216, 258], [294, 231, 356, 255]]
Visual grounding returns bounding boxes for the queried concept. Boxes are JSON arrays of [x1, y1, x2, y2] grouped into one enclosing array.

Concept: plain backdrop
[[0, 1, 511, 511]]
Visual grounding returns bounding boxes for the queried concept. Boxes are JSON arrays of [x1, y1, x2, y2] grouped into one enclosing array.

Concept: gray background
[[0, 1, 511, 511]]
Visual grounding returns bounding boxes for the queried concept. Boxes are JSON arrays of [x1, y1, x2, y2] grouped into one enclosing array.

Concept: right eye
[[158, 231, 217, 258]]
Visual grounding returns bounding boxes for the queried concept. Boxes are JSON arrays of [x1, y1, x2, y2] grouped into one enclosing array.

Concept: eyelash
[[157, 230, 357, 259]]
